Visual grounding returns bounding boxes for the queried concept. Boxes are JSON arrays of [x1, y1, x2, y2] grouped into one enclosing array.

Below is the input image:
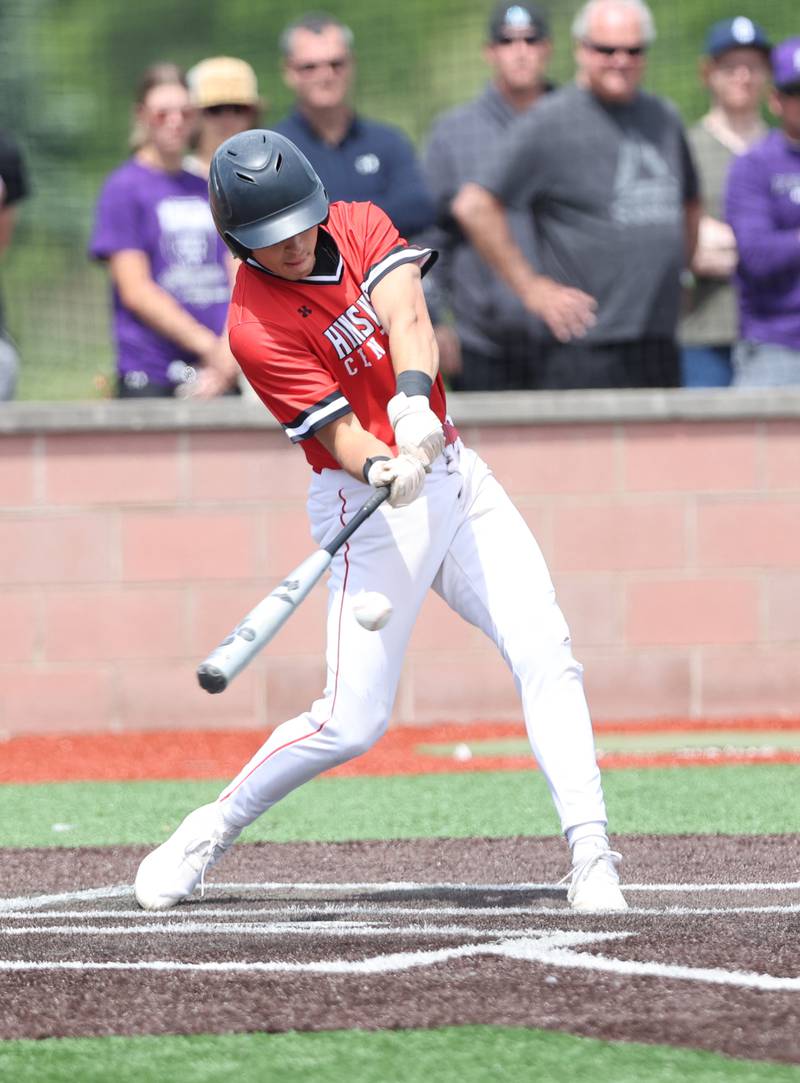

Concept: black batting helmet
[[209, 129, 329, 259]]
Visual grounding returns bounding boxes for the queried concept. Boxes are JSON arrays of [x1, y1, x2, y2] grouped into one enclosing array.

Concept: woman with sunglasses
[[184, 56, 264, 180], [89, 62, 237, 398]]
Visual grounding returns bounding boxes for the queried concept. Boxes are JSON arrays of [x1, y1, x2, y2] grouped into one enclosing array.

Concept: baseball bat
[[196, 485, 391, 693]]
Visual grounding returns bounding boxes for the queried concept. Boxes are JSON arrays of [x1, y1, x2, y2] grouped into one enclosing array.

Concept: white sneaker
[[134, 802, 241, 911], [561, 849, 629, 912]]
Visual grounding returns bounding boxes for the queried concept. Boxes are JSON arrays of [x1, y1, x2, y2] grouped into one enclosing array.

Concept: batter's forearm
[[316, 413, 393, 482]]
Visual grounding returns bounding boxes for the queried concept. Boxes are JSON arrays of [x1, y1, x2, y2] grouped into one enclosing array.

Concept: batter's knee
[[326, 699, 391, 763], [331, 723, 387, 762], [507, 603, 583, 685]]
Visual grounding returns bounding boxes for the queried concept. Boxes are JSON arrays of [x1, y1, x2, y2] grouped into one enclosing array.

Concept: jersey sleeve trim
[[361, 244, 438, 296], [283, 391, 352, 443]]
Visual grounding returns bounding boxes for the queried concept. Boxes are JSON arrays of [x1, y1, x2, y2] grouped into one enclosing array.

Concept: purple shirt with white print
[[726, 130, 800, 350], [89, 159, 230, 387]]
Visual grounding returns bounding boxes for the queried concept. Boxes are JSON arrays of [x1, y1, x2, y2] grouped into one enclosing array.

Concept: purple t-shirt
[[726, 130, 800, 350], [89, 159, 230, 385]]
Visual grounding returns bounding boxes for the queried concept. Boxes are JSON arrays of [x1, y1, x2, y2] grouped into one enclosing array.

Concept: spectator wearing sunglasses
[[452, 0, 701, 389], [421, 2, 555, 391], [89, 63, 237, 398], [725, 37, 800, 386], [274, 12, 435, 238], [679, 18, 771, 388], [184, 56, 264, 180]]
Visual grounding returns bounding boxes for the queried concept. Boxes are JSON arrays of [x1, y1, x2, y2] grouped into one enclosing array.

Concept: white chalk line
[[2, 879, 799, 915], [0, 928, 798, 992], [497, 935, 800, 992], [3, 903, 800, 923], [2, 884, 797, 992], [4, 879, 799, 914], [0, 921, 532, 939], [0, 931, 626, 976], [209, 879, 800, 894], [0, 885, 130, 913]]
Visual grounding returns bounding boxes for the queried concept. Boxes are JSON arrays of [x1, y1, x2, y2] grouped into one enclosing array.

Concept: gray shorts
[[732, 339, 800, 388]]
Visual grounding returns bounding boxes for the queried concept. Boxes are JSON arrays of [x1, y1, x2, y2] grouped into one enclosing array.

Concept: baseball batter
[[134, 130, 627, 914]]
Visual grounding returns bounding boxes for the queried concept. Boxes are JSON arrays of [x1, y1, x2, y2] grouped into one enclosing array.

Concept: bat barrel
[[195, 549, 332, 693], [195, 489, 388, 694]]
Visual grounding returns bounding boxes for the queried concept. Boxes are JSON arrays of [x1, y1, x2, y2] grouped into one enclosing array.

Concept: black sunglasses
[[291, 57, 349, 75], [495, 34, 542, 46], [778, 84, 800, 97], [584, 40, 647, 57], [203, 103, 254, 116]]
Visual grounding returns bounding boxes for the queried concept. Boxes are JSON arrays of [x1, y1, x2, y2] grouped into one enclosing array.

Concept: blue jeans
[[680, 345, 733, 388], [733, 340, 800, 387]]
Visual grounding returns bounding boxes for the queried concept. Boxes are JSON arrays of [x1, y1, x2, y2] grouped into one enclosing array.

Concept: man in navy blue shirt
[[274, 12, 435, 239]]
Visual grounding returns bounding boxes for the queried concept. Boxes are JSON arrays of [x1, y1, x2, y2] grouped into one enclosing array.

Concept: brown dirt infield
[[0, 834, 798, 1064]]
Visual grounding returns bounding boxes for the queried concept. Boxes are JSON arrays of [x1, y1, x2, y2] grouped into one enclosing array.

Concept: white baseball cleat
[[561, 849, 629, 912], [134, 802, 241, 911]]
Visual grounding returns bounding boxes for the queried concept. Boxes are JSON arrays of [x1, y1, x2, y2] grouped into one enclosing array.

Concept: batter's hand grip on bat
[[197, 549, 332, 693]]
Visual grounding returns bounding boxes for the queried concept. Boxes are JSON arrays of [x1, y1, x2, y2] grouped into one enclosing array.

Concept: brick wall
[[2, 394, 799, 737]]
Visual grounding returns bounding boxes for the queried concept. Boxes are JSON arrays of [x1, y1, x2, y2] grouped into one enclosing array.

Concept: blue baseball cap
[[704, 16, 770, 58], [772, 37, 800, 91]]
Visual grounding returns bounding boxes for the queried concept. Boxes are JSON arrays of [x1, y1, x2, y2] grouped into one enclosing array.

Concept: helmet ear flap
[[224, 232, 252, 261]]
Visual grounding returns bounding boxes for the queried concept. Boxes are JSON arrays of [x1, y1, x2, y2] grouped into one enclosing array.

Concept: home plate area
[[1, 835, 798, 1065]]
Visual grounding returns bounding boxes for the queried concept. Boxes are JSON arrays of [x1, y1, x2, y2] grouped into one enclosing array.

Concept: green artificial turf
[[1, 1026, 798, 1083], [0, 763, 797, 849]]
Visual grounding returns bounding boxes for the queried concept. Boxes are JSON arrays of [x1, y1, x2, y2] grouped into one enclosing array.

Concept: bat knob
[[197, 663, 228, 694]]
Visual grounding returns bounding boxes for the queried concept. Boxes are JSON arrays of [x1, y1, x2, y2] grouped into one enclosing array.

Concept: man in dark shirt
[[453, 0, 700, 389], [274, 12, 435, 239], [423, 1, 554, 390]]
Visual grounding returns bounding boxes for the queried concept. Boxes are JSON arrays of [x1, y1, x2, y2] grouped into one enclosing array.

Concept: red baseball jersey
[[227, 201, 448, 471]]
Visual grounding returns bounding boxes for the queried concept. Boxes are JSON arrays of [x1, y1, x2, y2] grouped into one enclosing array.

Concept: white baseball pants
[[218, 440, 607, 834]]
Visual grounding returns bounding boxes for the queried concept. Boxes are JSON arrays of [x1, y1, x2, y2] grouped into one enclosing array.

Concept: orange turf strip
[[1, 718, 800, 785]]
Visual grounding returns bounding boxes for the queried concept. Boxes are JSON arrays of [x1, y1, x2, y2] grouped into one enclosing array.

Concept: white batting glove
[[387, 392, 445, 469], [366, 452, 427, 508]]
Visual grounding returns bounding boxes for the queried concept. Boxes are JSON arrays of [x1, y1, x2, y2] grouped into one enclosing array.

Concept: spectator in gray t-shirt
[[453, 0, 701, 389], [422, 2, 554, 391], [679, 17, 770, 388]]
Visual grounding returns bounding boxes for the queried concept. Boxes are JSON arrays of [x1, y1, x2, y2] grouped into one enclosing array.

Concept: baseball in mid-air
[[353, 591, 393, 631], [453, 742, 473, 763]]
